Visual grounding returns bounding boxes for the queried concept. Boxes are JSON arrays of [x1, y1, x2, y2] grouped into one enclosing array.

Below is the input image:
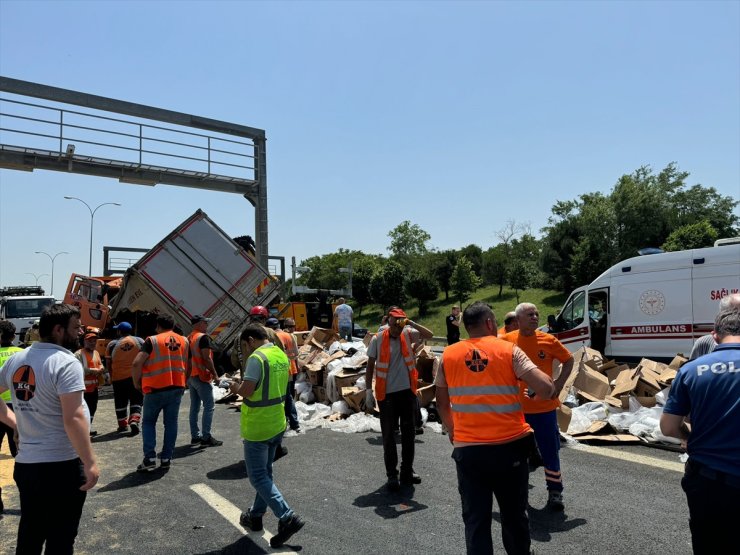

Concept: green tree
[[482, 244, 508, 296], [388, 221, 431, 261], [458, 244, 483, 278], [451, 256, 482, 305], [350, 256, 382, 315], [403, 270, 439, 317], [507, 259, 537, 304], [662, 221, 719, 251], [370, 260, 406, 309], [433, 250, 457, 300]]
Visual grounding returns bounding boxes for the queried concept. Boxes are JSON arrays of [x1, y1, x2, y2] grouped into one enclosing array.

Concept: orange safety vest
[[188, 331, 214, 382], [374, 328, 418, 401], [443, 336, 532, 444], [276, 330, 298, 375], [110, 335, 141, 382], [77, 349, 104, 393], [142, 331, 188, 394]]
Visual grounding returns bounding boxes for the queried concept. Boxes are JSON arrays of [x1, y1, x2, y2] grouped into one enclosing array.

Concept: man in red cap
[[365, 307, 433, 491]]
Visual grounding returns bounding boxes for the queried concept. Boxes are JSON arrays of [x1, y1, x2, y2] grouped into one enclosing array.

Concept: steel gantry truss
[[0, 77, 270, 268]]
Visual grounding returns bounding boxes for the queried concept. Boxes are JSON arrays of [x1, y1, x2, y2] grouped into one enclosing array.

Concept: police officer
[[661, 305, 740, 554]]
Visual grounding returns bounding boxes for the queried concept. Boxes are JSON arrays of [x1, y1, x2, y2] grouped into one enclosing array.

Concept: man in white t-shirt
[[0, 304, 99, 553], [334, 298, 354, 340]]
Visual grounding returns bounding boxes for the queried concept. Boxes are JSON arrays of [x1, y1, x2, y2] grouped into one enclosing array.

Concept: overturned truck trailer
[[109, 209, 280, 351]]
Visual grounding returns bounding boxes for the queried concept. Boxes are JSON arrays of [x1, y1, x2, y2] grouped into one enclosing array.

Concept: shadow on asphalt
[[490, 506, 587, 542], [97, 468, 170, 492], [353, 485, 429, 519], [206, 461, 247, 480], [196, 534, 303, 555], [364, 434, 425, 447], [91, 431, 130, 443]]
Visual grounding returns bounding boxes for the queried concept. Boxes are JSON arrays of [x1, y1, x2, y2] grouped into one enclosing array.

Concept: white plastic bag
[[298, 391, 315, 404], [331, 400, 352, 416]]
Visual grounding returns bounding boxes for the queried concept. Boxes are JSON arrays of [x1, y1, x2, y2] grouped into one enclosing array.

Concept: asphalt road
[[0, 389, 693, 554]]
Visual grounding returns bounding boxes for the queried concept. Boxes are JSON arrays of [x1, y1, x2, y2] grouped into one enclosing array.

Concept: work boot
[[136, 458, 156, 473], [200, 436, 223, 447], [547, 490, 564, 511], [117, 418, 129, 433], [269, 513, 305, 548], [129, 415, 140, 437], [400, 471, 422, 486], [239, 508, 263, 532], [129, 421, 140, 437]]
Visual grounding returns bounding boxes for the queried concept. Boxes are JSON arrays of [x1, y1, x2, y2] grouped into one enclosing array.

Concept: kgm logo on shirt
[[13, 365, 36, 401], [538, 350, 546, 359], [465, 349, 489, 373]]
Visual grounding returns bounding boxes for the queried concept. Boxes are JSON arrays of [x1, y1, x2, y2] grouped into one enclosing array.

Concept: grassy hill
[[354, 285, 567, 339]]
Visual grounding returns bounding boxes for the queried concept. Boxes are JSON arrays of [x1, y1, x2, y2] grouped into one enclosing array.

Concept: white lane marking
[[189, 483, 297, 554], [568, 444, 685, 473]]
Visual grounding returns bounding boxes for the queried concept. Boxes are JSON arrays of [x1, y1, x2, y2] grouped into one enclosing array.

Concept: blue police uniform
[[663, 342, 740, 554]]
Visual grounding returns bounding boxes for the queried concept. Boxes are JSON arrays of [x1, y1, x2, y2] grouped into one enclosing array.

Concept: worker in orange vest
[[501, 302, 575, 512], [75, 330, 105, 437], [132, 314, 189, 472], [187, 315, 223, 447], [105, 321, 144, 435], [436, 301, 555, 555], [267, 317, 301, 434], [365, 307, 433, 491]]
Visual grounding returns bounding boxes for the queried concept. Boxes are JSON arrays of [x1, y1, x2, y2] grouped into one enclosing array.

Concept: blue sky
[[1, 0, 738, 296]]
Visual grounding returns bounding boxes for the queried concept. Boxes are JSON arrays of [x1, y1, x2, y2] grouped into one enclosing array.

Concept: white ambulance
[[550, 240, 740, 363]]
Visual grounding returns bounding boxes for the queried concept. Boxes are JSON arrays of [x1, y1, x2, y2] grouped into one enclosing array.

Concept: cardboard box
[[292, 330, 311, 347], [573, 365, 611, 401], [669, 355, 688, 370], [556, 405, 572, 433], [571, 420, 610, 436], [305, 326, 339, 348], [363, 332, 375, 348], [610, 368, 641, 397], [416, 347, 438, 383], [342, 386, 367, 413], [334, 369, 363, 391], [572, 434, 641, 443], [416, 380, 436, 407], [296, 344, 322, 370], [606, 364, 630, 384], [312, 385, 328, 404], [620, 395, 657, 409], [558, 364, 581, 404], [306, 367, 324, 386]]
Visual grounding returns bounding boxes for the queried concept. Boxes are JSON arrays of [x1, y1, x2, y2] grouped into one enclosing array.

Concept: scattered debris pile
[[558, 347, 686, 446]]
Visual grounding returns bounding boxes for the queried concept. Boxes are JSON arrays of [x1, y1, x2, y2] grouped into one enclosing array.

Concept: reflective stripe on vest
[[142, 331, 188, 394], [240, 345, 288, 442], [188, 331, 213, 381], [0, 346, 22, 402], [443, 336, 531, 444], [374, 328, 418, 402], [77, 349, 103, 392]]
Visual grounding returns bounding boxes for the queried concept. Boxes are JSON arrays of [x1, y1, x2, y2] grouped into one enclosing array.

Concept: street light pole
[[25, 272, 50, 287], [64, 197, 121, 275], [34, 251, 68, 296]]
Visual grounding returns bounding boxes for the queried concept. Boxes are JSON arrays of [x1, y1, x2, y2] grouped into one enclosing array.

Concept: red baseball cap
[[389, 308, 407, 318]]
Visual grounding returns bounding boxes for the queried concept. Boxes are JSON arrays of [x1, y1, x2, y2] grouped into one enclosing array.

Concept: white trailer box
[[109, 210, 280, 351], [551, 242, 739, 363]]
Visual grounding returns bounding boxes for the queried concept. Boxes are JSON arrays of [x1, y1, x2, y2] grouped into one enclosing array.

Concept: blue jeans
[[188, 377, 215, 439], [285, 377, 299, 430], [142, 388, 184, 460], [338, 325, 353, 341], [525, 410, 562, 492], [243, 432, 292, 520]]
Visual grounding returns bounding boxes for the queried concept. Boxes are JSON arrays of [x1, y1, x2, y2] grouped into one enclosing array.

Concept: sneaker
[[274, 445, 288, 462], [191, 436, 202, 445], [136, 458, 156, 472], [160, 459, 171, 469], [547, 491, 564, 511], [269, 513, 305, 548], [129, 422, 140, 437], [387, 475, 401, 492], [89, 430, 98, 438], [200, 436, 223, 447], [117, 425, 129, 433], [400, 471, 422, 486], [239, 509, 263, 532]]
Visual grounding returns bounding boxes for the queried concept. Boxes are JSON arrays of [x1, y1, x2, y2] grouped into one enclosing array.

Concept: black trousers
[[452, 435, 534, 555], [0, 402, 17, 457], [682, 460, 740, 555], [112, 377, 144, 424], [14, 458, 87, 555], [378, 389, 416, 478], [83, 389, 98, 423]]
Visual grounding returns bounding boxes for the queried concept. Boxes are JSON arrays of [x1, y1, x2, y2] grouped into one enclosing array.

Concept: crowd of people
[[0, 293, 737, 554]]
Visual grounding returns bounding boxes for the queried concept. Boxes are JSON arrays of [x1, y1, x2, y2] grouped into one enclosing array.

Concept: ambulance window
[[558, 291, 585, 331]]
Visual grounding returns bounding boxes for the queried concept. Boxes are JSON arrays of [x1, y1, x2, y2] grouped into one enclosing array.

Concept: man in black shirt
[[446, 306, 461, 345]]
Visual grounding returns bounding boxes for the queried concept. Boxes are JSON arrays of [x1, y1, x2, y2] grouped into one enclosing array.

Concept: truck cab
[[0, 287, 57, 346], [63, 274, 111, 330]]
